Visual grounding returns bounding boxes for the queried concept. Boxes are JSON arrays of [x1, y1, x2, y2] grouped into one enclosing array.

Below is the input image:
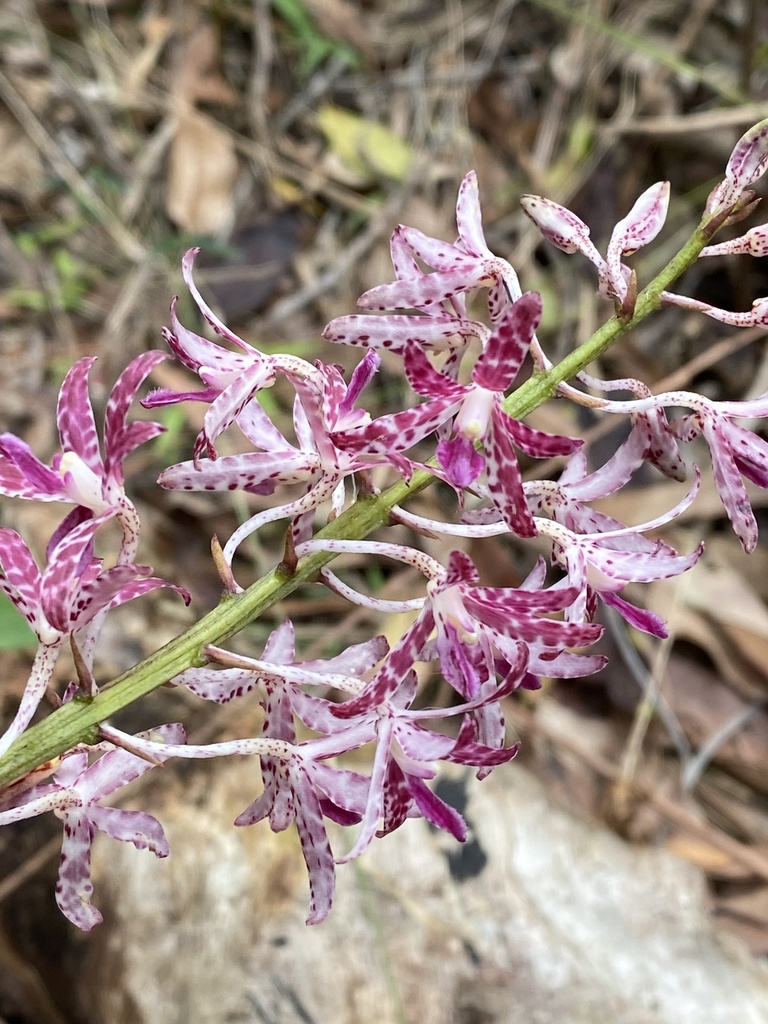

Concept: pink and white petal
[[103, 351, 168, 479], [0, 435, 65, 498], [76, 724, 186, 801], [472, 292, 541, 391], [0, 450, 46, 499], [236, 397, 291, 451], [720, 420, 768, 487], [86, 805, 169, 855], [332, 608, 435, 718], [469, 581, 579, 614], [403, 344, 466, 400], [111, 423, 167, 480], [142, 382, 221, 408], [519, 195, 605, 268], [393, 720, 455, 761], [54, 752, 90, 787], [159, 451, 314, 494], [56, 357, 103, 475], [56, 811, 101, 930], [307, 760, 370, 818], [195, 361, 277, 461], [175, 666, 259, 702], [303, 634, 388, 677], [527, 646, 607, 678], [40, 514, 113, 632], [234, 782, 274, 827], [484, 413, 537, 537], [397, 226, 476, 273], [333, 396, 460, 458], [389, 225, 422, 279], [358, 266, 496, 312], [587, 541, 703, 586], [162, 298, 247, 374], [262, 681, 297, 744], [445, 716, 520, 768], [71, 570, 190, 631], [455, 171, 488, 256], [0, 528, 42, 625], [507, 414, 582, 459], [406, 775, 467, 841], [336, 717, 394, 863], [376, 762, 417, 837], [600, 591, 669, 638], [260, 619, 296, 665], [704, 421, 759, 551], [725, 117, 768, 193], [557, 433, 646, 504], [181, 249, 251, 350], [323, 312, 480, 354], [444, 550, 480, 587]]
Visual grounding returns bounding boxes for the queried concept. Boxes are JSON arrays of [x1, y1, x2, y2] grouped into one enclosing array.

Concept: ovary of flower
[[57, 451, 112, 514], [454, 386, 494, 440], [427, 577, 480, 644]]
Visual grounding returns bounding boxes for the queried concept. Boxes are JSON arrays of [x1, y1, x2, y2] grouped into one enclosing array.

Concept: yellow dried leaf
[[317, 104, 411, 185]]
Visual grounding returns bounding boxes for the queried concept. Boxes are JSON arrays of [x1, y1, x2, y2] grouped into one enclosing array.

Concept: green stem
[[0, 212, 717, 789]]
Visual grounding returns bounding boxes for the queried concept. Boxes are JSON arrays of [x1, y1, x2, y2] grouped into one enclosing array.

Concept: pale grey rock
[[80, 759, 768, 1024]]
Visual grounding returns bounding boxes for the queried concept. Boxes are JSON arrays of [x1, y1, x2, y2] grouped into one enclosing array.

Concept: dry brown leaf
[[164, 19, 239, 234], [170, 22, 238, 107], [165, 109, 238, 234], [664, 654, 768, 795], [647, 549, 768, 698]]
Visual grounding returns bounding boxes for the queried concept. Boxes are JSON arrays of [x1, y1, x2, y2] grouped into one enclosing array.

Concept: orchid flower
[[143, 249, 319, 463], [534, 475, 703, 635], [357, 171, 522, 322], [0, 517, 189, 755], [161, 348, 463, 569], [291, 542, 602, 716], [0, 724, 184, 929], [557, 384, 768, 553], [201, 636, 521, 864], [0, 351, 167, 561]]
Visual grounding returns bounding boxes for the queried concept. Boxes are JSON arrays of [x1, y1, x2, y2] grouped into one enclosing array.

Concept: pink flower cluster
[[2, 118, 768, 929]]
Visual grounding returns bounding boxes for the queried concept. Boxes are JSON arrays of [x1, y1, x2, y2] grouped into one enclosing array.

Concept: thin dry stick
[[0, 69, 146, 263], [613, 566, 692, 815]]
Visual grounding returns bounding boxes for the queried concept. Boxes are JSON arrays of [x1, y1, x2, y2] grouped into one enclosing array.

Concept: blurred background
[[2, 1, 768, 1021]]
